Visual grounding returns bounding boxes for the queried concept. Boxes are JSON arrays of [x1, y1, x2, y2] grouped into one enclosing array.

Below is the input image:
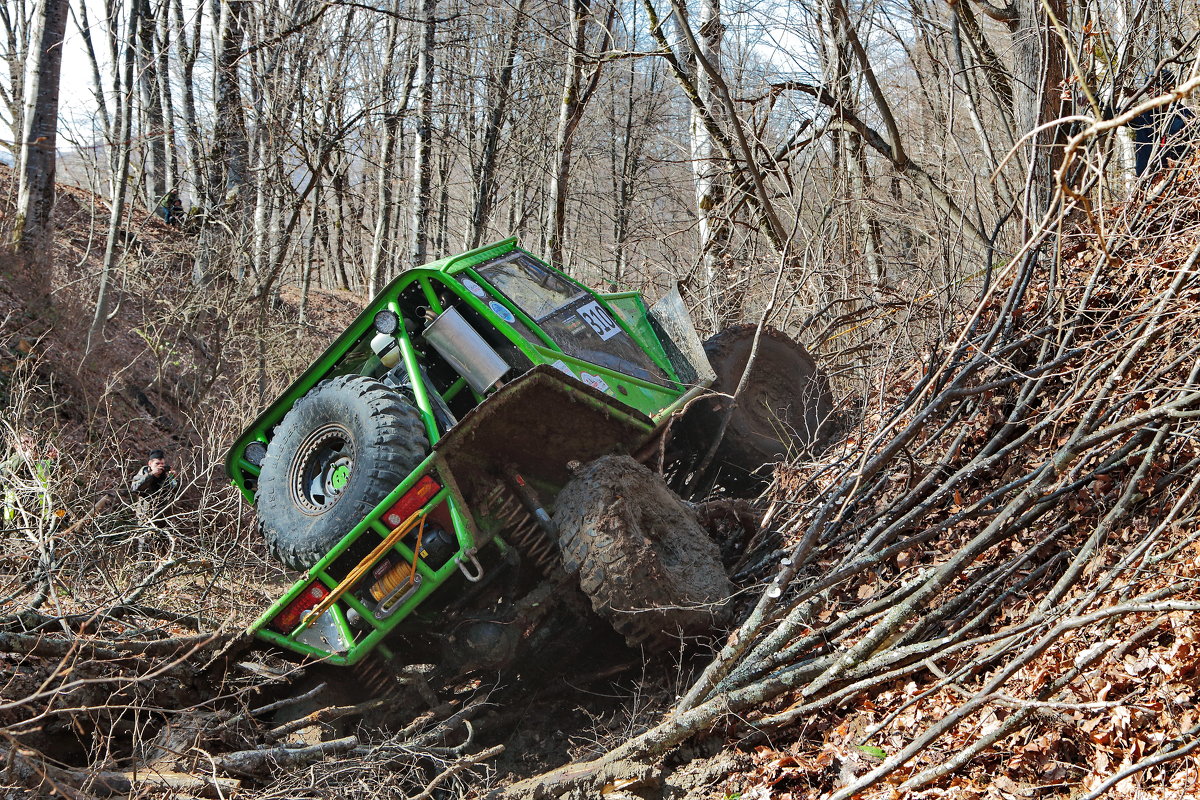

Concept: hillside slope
[[4, 160, 1200, 799]]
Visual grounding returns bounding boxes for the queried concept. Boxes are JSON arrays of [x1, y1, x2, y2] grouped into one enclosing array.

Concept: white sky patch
[[1, 1, 103, 148], [3, 0, 839, 164]]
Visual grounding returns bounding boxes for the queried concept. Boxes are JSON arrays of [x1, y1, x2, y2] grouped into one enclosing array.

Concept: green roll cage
[[226, 238, 710, 665]]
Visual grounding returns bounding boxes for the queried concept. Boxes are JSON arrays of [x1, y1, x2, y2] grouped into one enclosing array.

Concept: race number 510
[[578, 301, 620, 340]]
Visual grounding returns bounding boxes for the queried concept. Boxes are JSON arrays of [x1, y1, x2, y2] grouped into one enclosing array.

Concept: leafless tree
[[193, 0, 250, 285], [87, 0, 144, 353], [135, 0, 167, 207], [466, 0, 527, 250], [546, 0, 612, 269], [408, 0, 438, 268], [0, 1, 31, 161], [367, 2, 410, 297], [11, 0, 68, 279]]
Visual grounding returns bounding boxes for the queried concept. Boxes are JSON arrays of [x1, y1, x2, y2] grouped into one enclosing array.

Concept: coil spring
[[354, 655, 400, 699], [484, 484, 559, 575]]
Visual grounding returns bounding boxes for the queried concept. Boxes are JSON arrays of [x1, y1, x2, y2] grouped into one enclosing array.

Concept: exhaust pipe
[[422, 307, 509, 394]]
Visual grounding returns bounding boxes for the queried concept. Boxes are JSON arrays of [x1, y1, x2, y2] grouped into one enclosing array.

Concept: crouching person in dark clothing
[[131, 450, 175, 497], [130, 449, 179, 540]]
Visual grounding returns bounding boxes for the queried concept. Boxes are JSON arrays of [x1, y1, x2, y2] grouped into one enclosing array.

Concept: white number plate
[[577, 301, 620, 340]]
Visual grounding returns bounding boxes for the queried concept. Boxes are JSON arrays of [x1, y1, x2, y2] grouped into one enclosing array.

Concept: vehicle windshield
[[475, 252, 675, 387], [477, 253, 583, 320]]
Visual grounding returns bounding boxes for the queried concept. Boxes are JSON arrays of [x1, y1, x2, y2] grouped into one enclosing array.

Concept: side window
[[538, 297, 673, 385], [476, 252, 673, 386], [478, 254, 583, 320]]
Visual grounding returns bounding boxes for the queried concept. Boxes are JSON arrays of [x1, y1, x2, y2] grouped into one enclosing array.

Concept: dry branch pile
[[502, 164, 1200, 798], [8, 159, 1200, 796]]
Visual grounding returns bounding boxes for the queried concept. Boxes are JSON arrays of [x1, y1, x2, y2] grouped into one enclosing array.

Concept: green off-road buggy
[[226, 239, 832, 676]]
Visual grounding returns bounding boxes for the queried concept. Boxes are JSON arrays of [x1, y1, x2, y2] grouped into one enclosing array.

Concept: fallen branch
[[268, 696, 389, 739], [0, 630, 236, 660], [213, 735, 359, 778], [0, 743, 241, 799], [409, 744, 504, 800]]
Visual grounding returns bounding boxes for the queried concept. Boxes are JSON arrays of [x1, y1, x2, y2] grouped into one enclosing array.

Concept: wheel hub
[[289, 423, 356, 515]]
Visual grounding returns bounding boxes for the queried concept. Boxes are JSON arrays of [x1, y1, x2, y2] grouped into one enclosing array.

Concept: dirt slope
[[6, 159, 1200, 799], [647, 165, 1200, 799], [0, 166, 731, 798]]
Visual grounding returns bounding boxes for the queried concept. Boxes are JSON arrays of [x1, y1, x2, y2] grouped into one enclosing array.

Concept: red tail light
[[382, 476, 441, 529], [273, 583, 329, 632]]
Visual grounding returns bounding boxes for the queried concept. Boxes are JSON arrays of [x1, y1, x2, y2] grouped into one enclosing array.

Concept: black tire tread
[[554, 456, 732, 651], [256, 375, 428, 571], [678, 325, 834, 493]]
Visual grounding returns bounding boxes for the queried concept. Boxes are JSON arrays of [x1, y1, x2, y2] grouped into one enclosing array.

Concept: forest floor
[[0, 164, 772, 798], [4, 160, 1200, 799]]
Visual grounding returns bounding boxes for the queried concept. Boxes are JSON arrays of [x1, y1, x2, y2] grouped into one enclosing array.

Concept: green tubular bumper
[[247, 452, 477, 666]]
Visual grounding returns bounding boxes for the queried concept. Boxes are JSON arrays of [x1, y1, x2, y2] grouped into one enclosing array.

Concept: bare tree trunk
[[155, 2, 178, 192], [331, 160, 352, 288], [74, 1, 112, 147], [824, 0, 886, 294], [467, 0, 526, 249], [643, 0, 790, 259], [434, 142, 452, 257], [212, 0, 249, 202], [1011, 0, 1068, 218], [947, 3, 1004, 186], [136, 0, 167, 208], [408, 0, 436, 268], [547, 0, 609, 269], [87, 0, 142, 352], [0, 0, 31, 166], [848, 134, 885, 290], [509, 172, 526, 236], [368, 110, 401, 295], [12, 0, 68, 285], [688, 0, 733, 323], [298, 191, 321, 330], [1106, 0, 1143, 190], [367, 5, 406, 297], [171, 0, 204, 205], [957, 0, 1015, 125], [194, 0, 249, 285], [248, 10, 275, 289], [767, 0, 992, 254], [609, 54, 640, 285], [250, 139, 272, 286], [314, 199, 332, 291]]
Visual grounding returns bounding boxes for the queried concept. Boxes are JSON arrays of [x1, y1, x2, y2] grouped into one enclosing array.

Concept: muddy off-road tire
[[256, 375, 428, 571], [688, 325, 834, 490], [553, 455, 733, 650]]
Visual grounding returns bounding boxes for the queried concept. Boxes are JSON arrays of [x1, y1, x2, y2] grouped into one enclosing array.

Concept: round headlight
[[373, 310, 399, 335], [244, 441, 268, 467]]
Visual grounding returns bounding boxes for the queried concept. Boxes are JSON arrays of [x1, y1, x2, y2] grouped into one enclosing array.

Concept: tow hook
[[456, 549, 484, 582]]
